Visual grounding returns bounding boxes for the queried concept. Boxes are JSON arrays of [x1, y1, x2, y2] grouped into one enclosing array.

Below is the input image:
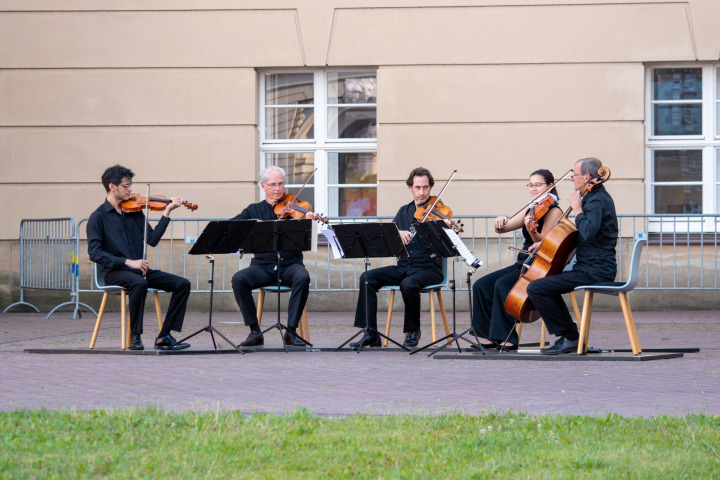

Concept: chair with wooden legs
[[382, 259, 450, 346], [256, 286, 310, 341], [89, 263, 163, 349], [574, 236, 647, 355], [516, 292, 582, 348]]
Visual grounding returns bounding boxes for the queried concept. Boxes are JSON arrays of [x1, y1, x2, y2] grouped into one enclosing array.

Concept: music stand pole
[[175, 254, 244, 353]]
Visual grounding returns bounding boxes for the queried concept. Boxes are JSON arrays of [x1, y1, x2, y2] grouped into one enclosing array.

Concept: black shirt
[[231, 201, 304, 268], [516, 205, 562, 265], [573, 184, 618, 281], [87, 199, 170, 274], [394, 201, 443, 275]]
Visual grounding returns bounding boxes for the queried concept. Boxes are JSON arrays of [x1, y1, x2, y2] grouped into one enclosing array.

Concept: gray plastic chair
[[88, 263, 163, 349], [574, 236, 647, 355], [382, 258, 450, 346]]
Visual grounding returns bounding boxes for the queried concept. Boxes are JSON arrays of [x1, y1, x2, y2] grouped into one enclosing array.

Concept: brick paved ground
[[0, 309, 718, 417]]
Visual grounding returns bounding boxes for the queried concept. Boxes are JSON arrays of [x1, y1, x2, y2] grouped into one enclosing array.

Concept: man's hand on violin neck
[[163, 197, 183, 217], [125, 259, 149, 274]]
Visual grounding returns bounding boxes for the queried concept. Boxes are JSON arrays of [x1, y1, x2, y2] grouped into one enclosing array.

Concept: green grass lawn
[[1, 408, 718, 479]]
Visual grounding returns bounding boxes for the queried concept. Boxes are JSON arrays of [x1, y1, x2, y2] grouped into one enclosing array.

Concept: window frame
[[258, 68, 378, 217]]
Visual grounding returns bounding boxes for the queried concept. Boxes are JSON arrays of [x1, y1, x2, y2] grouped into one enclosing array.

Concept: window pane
[[327, 72, 377, 104], [330, 187, 377, 216], [265, 107, 314, 140], [653, 104, 702, 135], [653, 150, 702, 182], [327, 107, 377, 139], [654, 185, 702, 214], [266, 152, 315, 185], [653, 68, 701, 101], [328, 152, 377, 184], [266, 73, 314, 105]]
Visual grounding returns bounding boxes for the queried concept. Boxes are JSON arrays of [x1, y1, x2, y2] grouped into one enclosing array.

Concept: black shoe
[[155, 334, 190, 351], [349, 332, 381, 349], [238, 330, 264, 347], [469, 343, 487, 352], [128, 333, 144, 351], [283, 330, 305, 347], [403, 329, 421, 348], [541, 337, 578, 355], [496, 343, 518, 352]]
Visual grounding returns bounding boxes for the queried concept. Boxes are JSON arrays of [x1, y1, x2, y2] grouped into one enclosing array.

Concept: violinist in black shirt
[[350, 167, 444, 349], [87, 165, 191, 351], [526, 157, 618, 355], [231, 166, 322, 347]]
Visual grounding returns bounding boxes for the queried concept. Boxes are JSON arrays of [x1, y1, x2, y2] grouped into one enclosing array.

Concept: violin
[[527, 193, 559, 223], [121, 195, 198, 213], [504, 167, 611, 323], [274, 193, 328, 224], [414, 196, 464, 232]]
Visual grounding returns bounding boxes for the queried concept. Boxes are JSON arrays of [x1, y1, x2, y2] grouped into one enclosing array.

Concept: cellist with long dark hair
[[526, 157, 618, 355]]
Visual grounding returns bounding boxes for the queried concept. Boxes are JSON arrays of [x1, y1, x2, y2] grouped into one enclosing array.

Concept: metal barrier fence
[[4, 214, 718, 317], [71, 214, 720, 297], [3, 218, 94, 318]]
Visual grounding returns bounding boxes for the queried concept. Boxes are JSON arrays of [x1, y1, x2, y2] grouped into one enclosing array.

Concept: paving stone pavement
[[0, 309, 718, 417]]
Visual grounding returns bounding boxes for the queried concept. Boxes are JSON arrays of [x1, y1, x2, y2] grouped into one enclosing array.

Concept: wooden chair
[[516, 293, 582, 348], [256, 285, 310, 341], [382, 259, 450, 346], [89, 264, 163, 349], [574, 236, 647, 355]]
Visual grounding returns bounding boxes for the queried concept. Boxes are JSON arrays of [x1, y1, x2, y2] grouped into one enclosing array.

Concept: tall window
[[646, 65, 719, 228], [260, 70, 378, 217]]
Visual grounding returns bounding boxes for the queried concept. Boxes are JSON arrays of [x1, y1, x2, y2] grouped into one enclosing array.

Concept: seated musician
[[87, 165, 191, 351], [471, 169, 562, 351], [350, 167, 445, 349], [526, 157, 618, 355], [232, 166, 321, 347]]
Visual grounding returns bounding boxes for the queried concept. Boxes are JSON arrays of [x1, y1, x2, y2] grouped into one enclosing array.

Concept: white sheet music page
[[443, 228, 482, 269], [321, 226, 344, 259]]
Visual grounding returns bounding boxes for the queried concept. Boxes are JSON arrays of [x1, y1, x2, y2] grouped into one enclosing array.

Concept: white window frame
[[645, 63, 719, 232], [258, 69, 378, 217]]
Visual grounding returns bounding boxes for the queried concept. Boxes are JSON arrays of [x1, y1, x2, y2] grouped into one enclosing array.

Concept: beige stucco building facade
[[2, 0, 719, 310]]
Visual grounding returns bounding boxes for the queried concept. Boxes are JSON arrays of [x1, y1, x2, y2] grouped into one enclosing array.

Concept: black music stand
[[409, 220, 484, 356], [177, 220, 259, 353], [242, 219, 313, 352], [332, 222, 409, 352]]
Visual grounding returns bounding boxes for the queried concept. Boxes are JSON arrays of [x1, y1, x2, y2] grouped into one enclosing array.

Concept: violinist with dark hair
[[349, 167, 446, 349], [470, 169, 563, 351], [526, 157, 618, 355], [231, 166, 322, 347], [87, 164, 191, 351]]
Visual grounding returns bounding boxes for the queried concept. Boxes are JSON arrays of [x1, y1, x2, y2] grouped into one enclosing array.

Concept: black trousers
[[525, 270, 598, 340], [104, 268, 190, 336], [353, 265, 443, 332], [231, 263, 310, 329], [471, 263, 522, 345]]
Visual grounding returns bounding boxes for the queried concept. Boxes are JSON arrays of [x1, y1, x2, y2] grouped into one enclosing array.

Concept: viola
[[274, 193, 328, 224], [504, 167, 611, 323], [528, 193, 559, 223], [121, 195, 198, 213], [414, 196, 464, 232]]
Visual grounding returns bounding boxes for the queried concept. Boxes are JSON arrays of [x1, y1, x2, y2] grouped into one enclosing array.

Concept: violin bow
[[277, 167, 318, 218], [420, 169, 457, 223], [142, 183, 150, 278]]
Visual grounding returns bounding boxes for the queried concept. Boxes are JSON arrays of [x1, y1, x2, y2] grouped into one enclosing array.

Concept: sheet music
[[443, 228, 482, 270], [321, 227, 344, 259]]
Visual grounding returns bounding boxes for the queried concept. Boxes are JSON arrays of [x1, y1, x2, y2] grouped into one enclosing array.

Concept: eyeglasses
[[526, 183, 547, 188], [119, 183, 132, 189], [570, 173, 585, 179], [264, 182, 285, 189]]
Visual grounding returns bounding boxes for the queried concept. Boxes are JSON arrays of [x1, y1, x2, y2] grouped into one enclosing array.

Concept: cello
[[504, 167, 611, 323]]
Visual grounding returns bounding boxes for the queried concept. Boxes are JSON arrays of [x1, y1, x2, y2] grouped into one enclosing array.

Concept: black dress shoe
[[403, 329, 421, 348], [283, 330, 305, 347], [238, 330, 264, 347], [128, 333, 144, 351], [155, 334, 190, 351], [496, 343, 518, 352], [349, 332, 381, 349], [541, 337, 578, 355]]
